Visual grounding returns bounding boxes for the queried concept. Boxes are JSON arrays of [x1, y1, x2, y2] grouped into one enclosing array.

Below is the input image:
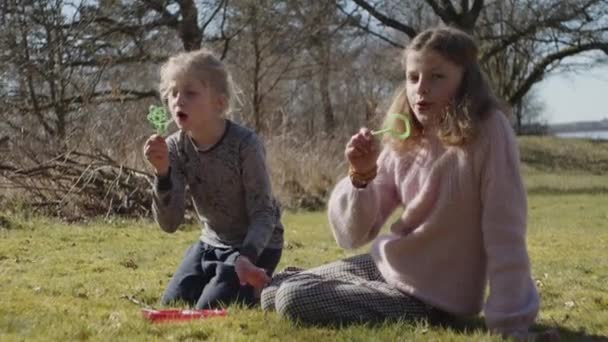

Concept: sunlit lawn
[[1, 137, 607, 341]]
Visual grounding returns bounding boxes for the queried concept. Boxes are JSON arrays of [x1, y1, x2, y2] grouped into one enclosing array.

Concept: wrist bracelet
[[348, 165, 377, 188]]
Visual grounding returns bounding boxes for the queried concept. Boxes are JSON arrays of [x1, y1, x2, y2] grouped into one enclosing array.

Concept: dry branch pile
[[1, 150, 152, 220]]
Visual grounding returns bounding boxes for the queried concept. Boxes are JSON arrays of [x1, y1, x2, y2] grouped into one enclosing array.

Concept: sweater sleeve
[[480, 112, 539, 336], [152, 135, 186, 233], [238, 133, 277, 262], [328, 146, 400, 249]]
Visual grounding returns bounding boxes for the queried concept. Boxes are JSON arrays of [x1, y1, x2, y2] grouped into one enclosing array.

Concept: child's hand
[[143, 134, 170, 177], [234, 255, 270, 289], [345, 128, 381, 174]]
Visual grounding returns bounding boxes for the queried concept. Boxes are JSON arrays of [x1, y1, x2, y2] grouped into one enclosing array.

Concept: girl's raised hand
[[143, 134, 170, 177], [345, 128, 381, 174]]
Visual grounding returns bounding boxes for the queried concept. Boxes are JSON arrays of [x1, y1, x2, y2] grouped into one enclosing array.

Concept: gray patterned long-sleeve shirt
[[152, 120, 284, 262]]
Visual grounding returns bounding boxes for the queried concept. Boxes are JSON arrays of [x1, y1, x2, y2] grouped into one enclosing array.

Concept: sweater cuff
[[224, 251, 241, 266], [238, 245, 259, 263], [154, 167, 172, 192], [224, 247, 258, 266]]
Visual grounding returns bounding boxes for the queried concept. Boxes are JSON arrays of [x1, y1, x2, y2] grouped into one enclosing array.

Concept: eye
[[185, 89, 198, 97], [407, 73, 419, 83], [432, 73, 444, 79], [170, 88, 178, 98]]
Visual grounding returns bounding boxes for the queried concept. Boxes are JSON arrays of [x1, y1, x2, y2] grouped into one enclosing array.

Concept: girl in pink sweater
[[262, 27, 554, 340]]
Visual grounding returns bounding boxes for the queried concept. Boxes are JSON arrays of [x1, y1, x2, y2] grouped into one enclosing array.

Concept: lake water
[[554, 130, 608, 140]]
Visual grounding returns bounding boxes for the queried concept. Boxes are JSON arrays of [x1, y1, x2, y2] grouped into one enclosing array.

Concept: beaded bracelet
[[348, 165, 377, 188]]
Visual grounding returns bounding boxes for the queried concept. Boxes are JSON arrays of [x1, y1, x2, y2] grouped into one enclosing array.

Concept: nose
[[417, 77, 430, 96], [175, 92, 186, 106]]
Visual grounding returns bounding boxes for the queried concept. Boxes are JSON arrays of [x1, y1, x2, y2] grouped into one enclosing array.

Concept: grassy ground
[[1, 137, 607, 341]]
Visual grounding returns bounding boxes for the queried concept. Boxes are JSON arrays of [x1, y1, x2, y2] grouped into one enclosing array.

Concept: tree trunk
[[250, 4, 262, 133], [319, 36, 335, 134]]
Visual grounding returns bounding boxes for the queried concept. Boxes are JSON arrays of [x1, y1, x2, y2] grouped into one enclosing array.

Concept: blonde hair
[[159, 48, 234, 114], [385, 26, 502, 151]]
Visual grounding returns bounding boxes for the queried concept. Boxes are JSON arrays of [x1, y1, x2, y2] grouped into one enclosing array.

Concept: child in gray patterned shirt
[[144, 48, 284, 309]]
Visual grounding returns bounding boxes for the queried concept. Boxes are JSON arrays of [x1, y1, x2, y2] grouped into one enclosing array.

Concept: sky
[[536, 64, 608, 124]]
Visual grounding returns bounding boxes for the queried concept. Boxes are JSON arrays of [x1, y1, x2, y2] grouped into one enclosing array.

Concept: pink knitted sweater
[[328, 110, 539, 335]]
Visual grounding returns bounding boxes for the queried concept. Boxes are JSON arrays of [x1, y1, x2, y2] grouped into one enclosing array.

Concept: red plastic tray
[[141, 308, 227, 323]]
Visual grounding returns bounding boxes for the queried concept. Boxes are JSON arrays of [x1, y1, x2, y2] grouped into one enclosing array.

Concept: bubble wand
[[371, 113, 411, 140], [122, 294, 227, 323], [141, 308, 227, 323], [147, 105, 170, 135]]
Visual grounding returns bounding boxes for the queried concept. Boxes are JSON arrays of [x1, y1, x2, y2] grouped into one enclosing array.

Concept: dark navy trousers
[[160, 241, 282, 309]]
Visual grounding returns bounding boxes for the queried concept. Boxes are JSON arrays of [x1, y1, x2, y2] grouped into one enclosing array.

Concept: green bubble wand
[[371, 113, 411, 140], [147, 105, 171, 136]]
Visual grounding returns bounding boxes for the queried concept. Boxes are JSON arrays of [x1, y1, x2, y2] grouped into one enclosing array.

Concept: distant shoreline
[[549, 118, 608, 133], [553, 130, 608, 140]]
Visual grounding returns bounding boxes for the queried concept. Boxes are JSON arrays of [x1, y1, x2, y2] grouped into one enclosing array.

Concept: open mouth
[[416, 102, 432, 110], [176, 111, 188, 121]]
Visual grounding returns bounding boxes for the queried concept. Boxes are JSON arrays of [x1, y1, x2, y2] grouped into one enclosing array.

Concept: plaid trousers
[[261, 254, 440, 325]]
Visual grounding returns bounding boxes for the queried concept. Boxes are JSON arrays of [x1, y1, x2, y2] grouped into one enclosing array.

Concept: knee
[[260, 285, 276, 311], [160, 274, 202, 306], [160, 290, 180, 306], [274, 282, 310, 322]]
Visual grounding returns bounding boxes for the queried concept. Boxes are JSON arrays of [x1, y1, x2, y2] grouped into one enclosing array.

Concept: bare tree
[[222, 0, 314, 133], [141, 0, 235, 52], [5, 0, 604, 216], [0, 0, 180, 217], [295, 2, 342, 134], [338, 0, 608, 131]]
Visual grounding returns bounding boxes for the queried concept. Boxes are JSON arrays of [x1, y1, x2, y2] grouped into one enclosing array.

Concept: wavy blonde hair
[[159, 48, 235, 115], [386, 26, 503, 150]]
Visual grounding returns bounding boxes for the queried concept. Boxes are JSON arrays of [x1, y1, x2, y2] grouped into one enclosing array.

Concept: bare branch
[[468, 0, 485, 26], [5, 88, 157, 114], [480, 0, 602, 64], [439, 0, 458, 17], [62, 16, 179, 31], [425, 0, 450, 22], [509, 42, 608, 105], [201, 0, 226, 33], [67, 54, 168, 67], [351, 0, 418, 38], [480, 25, 540, 63], [176, 0, 202, 50], [140, 0, 179, 28], [336, 2, 403, 47], [461, 0, 469, 12], [2, 150, 153, 218]]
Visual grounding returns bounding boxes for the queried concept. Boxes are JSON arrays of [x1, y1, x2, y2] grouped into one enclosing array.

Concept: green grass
[[1, 137, 607, 341]]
